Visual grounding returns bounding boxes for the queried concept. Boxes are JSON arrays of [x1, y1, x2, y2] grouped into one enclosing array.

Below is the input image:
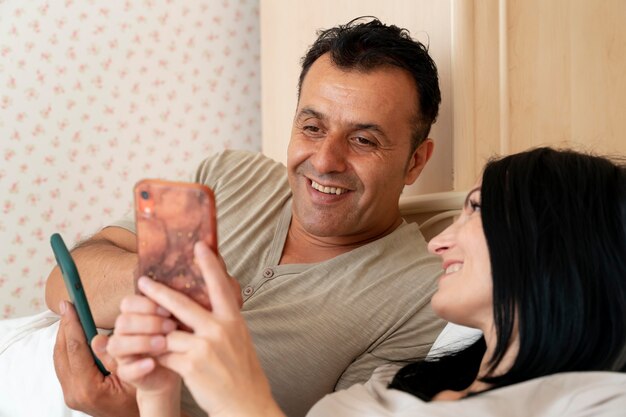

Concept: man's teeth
[[311, 181, 347, 195], [445, 263, 463, 274]]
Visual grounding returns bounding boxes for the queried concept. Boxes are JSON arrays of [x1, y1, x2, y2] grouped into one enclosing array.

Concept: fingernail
[[195, 241, 209, 256], [93, 338, 106, 353], [156, 306, 170, 317], [150, 336, 165, 349], [59, 300, 67, 315], [137, 276, 153, 291], [155, 306, 171, 317], [162, 319, 177, 333], [138, 357, 154, 370]]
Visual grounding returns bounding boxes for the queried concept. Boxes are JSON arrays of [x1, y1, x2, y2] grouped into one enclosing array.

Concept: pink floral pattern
[[0, 0, 261, 318]]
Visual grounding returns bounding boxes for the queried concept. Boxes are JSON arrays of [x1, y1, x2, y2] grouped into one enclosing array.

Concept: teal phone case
[[50, 233, 110, 376]]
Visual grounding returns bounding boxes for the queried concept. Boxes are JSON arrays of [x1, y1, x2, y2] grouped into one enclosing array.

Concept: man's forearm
[[46, 228, 138, 328]]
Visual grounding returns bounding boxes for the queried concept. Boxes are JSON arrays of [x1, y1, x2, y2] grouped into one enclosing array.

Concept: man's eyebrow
[[354, 123, 385, 136], [296, 108, 386, 137], [296, 107, 325, 120], [464, 186, 481, 208]]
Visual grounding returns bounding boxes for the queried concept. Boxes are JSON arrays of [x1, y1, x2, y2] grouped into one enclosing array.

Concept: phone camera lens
[[141, 191, 150, 200]]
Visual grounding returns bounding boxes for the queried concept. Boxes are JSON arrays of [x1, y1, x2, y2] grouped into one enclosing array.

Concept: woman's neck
[[479, 325, 519, 378], [433, 327, 519, 401]]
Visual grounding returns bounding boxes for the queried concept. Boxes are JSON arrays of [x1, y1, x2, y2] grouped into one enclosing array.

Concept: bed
[[0, 191, 476, 416]]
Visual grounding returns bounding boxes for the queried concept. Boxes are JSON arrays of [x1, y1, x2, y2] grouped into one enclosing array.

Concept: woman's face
[[427, 185, 493, 331]]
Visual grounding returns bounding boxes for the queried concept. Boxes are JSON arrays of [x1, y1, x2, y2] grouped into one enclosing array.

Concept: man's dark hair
[[389, 147, 626, 400], [298, 17, 441, 153]]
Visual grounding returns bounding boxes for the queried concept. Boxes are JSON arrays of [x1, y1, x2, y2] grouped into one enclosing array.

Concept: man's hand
[[45, 227, 138, 328], [54, 300, 139, 417]]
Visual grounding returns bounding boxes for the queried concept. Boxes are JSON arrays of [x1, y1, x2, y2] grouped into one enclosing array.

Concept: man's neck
[[279, 215, 403, 265]]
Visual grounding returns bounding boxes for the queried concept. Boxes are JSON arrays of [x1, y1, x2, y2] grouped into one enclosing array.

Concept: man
[[46, 17, 444, 417]]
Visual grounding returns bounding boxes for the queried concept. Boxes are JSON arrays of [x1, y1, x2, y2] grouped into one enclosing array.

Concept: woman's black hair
[[298, 16, 441, 153], [390, 147, 626, 400]]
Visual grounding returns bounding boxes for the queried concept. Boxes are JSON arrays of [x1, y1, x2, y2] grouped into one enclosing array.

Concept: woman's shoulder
[[531, 372, 626, 415], [446, 372, 626, 417], [306, 371, 626, 417], [485, 371, 626, 398]]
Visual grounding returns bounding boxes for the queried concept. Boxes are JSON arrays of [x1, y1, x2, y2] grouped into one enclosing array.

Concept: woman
[[99, 147, 626, 416]]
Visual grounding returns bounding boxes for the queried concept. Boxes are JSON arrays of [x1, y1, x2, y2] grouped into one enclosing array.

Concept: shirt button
[[243, 286, 254, 296], [263, 268, 274, 278]]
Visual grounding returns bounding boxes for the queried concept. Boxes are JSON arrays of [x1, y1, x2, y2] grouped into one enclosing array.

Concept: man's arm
[[335, 306, 446, 390], [46, 226, 138, 328]]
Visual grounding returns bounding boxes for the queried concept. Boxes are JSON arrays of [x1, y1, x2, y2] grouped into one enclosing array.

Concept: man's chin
[[301, 222, 351, 238], [297, 214, 356, 238]]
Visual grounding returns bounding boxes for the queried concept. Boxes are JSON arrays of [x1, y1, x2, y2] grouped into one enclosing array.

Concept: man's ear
[[405, 139, 434, 186]]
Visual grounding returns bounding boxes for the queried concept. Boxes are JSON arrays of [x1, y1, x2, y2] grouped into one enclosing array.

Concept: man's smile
[[310, 180, 348, 195]]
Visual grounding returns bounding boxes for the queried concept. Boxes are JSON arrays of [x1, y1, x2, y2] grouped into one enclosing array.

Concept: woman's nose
[[427, 223, 455, 255]]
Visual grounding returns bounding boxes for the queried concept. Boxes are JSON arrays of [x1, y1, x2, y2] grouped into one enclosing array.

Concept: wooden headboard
[[399, 191, 466, 241]]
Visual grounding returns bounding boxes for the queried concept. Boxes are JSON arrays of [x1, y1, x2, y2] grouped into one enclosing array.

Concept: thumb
[[91, 334, 118, 373], [194, 241, 239, 318]]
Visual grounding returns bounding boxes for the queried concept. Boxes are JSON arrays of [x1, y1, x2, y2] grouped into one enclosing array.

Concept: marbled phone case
[[134, 179, 217, 309]]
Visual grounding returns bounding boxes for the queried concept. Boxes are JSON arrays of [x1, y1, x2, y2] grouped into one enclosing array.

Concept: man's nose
[[310, 134, 348, 174]]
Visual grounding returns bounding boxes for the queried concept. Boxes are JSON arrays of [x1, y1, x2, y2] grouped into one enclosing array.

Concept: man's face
[[287, 54, 433, 240]]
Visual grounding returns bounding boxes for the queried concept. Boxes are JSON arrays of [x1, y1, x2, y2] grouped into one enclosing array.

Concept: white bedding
[[0, 311, 477, 417], [0, 309, 88, 417]]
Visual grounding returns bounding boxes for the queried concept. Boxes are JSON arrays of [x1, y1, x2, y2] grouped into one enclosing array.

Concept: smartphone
[[134, 179, 217, 310], [50, 233, 110, 376]]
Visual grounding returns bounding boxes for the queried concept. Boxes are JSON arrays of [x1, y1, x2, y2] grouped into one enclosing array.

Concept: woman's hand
[[136, 242, 285, 417], [102, 294, 182, 414]]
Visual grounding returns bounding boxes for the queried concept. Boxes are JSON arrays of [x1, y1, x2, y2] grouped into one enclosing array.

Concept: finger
[[120, 293, 171, 317], [164, 330, 199, 353], [194, 241, 239, 318], [216, 251, 243, 309], [216, 251, 244, 307], [92, 334, 118, 373], [116, 357, 156, 382], [107, 334, 167, 357], [216, 251, 228, 271], [206, 230, 218, 256], [156, 351, 190, 377], [229, 277, 244, 308], [61, 302, 102, 377], [137, 277, 212, 331], [114, 313, 178, 335], [162, 330, 222, 378]]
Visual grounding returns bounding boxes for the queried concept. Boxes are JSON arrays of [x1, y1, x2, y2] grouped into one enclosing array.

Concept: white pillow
[[427, 322, 482, 358]]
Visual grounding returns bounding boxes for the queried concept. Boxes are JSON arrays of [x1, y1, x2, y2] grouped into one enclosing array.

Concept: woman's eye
[[469, 200, 481, 213]]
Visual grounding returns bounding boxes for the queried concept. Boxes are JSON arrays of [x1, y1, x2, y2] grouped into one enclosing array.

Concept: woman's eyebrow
[[464, 186, 481, 208]]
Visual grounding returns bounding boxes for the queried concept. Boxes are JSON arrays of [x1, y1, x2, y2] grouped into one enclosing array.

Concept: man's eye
[[354, 137, 375, 146], [303, 125, 320, 133]]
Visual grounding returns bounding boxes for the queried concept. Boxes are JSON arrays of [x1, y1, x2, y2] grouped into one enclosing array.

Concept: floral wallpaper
[[0, 0, 261, 318]]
